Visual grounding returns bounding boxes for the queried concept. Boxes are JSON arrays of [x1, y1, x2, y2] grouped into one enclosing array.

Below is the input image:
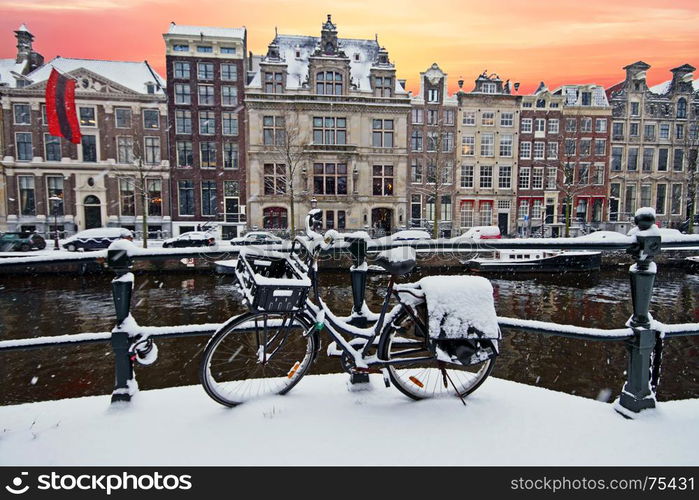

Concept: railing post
[[346, 236, 369, 328], [107, 243, 136, 403], [617, 209, 662, 416]]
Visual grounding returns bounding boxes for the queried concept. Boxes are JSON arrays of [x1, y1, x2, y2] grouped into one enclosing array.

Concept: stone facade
[[607, 61, 699, 227], [163, 23, 248, 238], [455, 73, 519, 236], [245, 16, 410, 234]]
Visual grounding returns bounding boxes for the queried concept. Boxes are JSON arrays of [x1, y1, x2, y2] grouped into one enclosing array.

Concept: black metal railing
[[1, 210, 699, 418]]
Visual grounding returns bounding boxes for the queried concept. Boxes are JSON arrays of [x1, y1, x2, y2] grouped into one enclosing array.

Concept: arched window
[[84, 195, 100, 205], [263, 207, 288, 229], [677, 98, 687, 119], [316, 71, 343, 95]]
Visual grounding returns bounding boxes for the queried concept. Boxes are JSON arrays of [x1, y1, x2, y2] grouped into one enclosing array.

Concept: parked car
[[162, 231, 216, 248], [0, 232, 46, 251], [231, 231, 284, 245], [453, 226, 502, 241], [63, 228, 133, 252], [375, 230, 432, 245]]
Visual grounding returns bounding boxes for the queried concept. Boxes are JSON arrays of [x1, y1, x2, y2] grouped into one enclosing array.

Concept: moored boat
[[462, 250, 601, 273]]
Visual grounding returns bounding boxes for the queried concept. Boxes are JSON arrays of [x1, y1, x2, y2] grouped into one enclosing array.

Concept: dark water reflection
[[1, 268, 698, 405]]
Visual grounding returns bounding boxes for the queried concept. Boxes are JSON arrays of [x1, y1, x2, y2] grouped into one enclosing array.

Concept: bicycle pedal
[[349, 372, 370, 384]]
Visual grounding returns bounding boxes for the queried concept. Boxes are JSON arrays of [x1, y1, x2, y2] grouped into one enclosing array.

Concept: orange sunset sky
[[1, 0, 697, 94]]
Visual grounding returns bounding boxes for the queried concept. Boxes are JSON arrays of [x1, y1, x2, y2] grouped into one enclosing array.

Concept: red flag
[[46, 68, 81, 144]]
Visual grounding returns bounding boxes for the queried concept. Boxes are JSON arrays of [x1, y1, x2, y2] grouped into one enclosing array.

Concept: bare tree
[[681, 114, 699, 233], [264, 110, 311, 235]]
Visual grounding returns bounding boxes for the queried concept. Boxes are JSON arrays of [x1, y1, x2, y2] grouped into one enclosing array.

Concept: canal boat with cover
[[462, 249, 601, 273]]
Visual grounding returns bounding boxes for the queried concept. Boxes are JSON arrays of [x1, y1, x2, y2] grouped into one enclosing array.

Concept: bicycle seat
[[374, 247, 417, 276]]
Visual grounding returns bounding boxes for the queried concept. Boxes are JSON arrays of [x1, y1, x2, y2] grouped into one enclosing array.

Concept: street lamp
[[48, 195, 62, 250]]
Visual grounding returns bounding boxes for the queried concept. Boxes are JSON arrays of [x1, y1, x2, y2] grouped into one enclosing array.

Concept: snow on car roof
[[71, 228, 132, 238], [391, 230, 431, 240]]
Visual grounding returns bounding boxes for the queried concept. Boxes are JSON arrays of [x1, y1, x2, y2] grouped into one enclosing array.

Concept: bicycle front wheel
[[200, 311, 316, 407], [378, 307, 495, 401]]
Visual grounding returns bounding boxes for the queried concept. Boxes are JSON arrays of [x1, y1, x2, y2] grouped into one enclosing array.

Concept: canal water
[[1, 268, 698, 405]]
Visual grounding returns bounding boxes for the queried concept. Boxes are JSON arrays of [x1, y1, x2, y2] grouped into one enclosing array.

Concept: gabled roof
[[24, 57, 165, 95], [0, 58, 28, 88], [649, 78, 699, 95], [166, 24, 245, 40]]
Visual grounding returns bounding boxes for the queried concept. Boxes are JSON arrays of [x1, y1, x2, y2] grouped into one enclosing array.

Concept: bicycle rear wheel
[[200, 311, 316, 407], [378, 306, 495, 400]]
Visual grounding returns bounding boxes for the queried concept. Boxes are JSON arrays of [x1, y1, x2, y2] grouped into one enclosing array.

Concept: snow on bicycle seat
[[374, 246, 417, 276]]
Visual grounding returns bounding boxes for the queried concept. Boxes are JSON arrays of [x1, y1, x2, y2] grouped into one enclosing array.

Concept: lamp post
[[48, 195, 62, 250]]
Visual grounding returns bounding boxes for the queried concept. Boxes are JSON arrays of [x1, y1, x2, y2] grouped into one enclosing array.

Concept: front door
[[497, 212, 509, 236], [371, 208, 392, 234], [83, 196, 102, 229]]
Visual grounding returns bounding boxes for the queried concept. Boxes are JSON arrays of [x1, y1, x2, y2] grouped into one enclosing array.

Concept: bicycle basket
[[234, 249, 311, 312]]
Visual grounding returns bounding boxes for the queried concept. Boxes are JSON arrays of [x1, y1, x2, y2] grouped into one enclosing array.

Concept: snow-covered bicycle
[[200, 210, 501, 407]]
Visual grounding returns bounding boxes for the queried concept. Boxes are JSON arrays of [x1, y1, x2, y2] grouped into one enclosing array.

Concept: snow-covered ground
[[1, 374, 696, 466]]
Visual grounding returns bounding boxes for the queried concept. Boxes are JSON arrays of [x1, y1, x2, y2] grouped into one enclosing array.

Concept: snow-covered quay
[[1, 374, 696, 466]]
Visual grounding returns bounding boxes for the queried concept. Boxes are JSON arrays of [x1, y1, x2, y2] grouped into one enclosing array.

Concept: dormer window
[[354, 53, 360, 61], [536, 99, 546, 108], [264, 72, 284, 93], [146, 83, 155, 94], [581, 92, 592, 106], [316, 71, 343, 95], [374, 76, 392, 97], [296, 50, 301, 58], [482, 82, 496, 94]]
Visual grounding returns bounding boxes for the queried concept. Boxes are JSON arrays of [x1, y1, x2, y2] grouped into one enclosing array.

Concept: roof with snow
[[166, 23, 245, 40], [24, 57, 165, 95], [0, 58, 29, 88], [553, 84, 609, 107], [649, 79, 699, 95]]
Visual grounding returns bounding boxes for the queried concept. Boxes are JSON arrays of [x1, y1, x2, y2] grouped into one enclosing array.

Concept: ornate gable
[[25, 67, 140, 96]]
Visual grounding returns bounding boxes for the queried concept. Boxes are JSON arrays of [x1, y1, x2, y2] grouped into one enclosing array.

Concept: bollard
[[617, 209, 662, 416], [346, 236, 369, 328], [108, 244, 136, 403]]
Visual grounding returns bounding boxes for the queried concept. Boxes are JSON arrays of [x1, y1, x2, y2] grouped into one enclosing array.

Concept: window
[[521, 118, 533, 133], [223, 143, 238, 169], [595, 119, 607, 133], [313, 117, 346, 145], [411, 130, 423, 151], [201, 180, 217, 216], [119, 178, 135, 216], [482, 112, 495, 126], [593, 139, 605, 156], [79, 107, 96, 127], [611, 147, 623, 171], [316, 71, 343, 95], [41, 105, 47, 125], [143, 110, 159, 129], [677, 98, 687, 119], [482, 82, 496, 94], [176, 141, 193, 167], [566, 118, 577, 133], [532, 168, 544, 190], [592, 164, 604, 185], [642, 124, 655, 141], [656, 184, 666, 215], [547, 142, 558, 160], [411, 108, 423, 124], [612, 122, 624, 139], [427, 109, 438, 125], [501, 112, 514, 127], [480, 201, 493, 225], [411, 160, 423, 183], [480, 134, 494, 156], [532, 199, 543, 220], [223, 181, 240, 222], [460, 201, 474, 227], [222, 112, 238, 136], [462, 111, 475, 126], [175, 84, 191, 104], [197, 62, 214, 80], [222, 63, 238, 81], [197, 45, 212, 53], [578, 164, 589, 184], [518, 199, 529, 219], [630, 123, 639, 137], [580, 117, 592, 133], [630, 102, 640, 117], [174, 61, 190, 79], [264, 72, 283, 93], [479, 165, 493, 188], [442, 162, 453, 184], [548, 119, 559, 134], [374, 76, 392, 97], [372, 119, 393, 148], [199, 111, 216, 135], [146, 179, 162, 216], [673, 149, 684, 171], [675, 124, 684, 140], [221, 46, 236, 54], [522, 101, 533, 108], [81, 135, 97, 162], [264, 164, 287, 195], [565, 139, 576, 156], [442, 132, 454, 152], [13, 103, 31, 124], [581, 92, 592, 106], [44, 133, 61, 161], [117, 136, 134, 164], [640, 184, 652, 208], [175, 110, 192, 134], [520, 142, 531, 159], [221, 86, 238, 107], [536, 99, 546, 109], [263, 207, 288, 229], [519, 167, 530, 189], [178, 180, 194, 215], [627, 148, 638, 171], [460, 164, 474, 188], [547, 167, 557, 189], [498, 165, 512, 189], [18, 176, 36, 215], [200, 141, 217, 168], [372, 165, 394, 195], [659, 123, 670, 140], [198, 85, 214, 105], [263, 116, 285, 146], [314, 163, 348, 195], [144, 137, 160, 165], [16, 132, 33, 161], [411, 194, 422, 226], [642, 148, 654, 172], [580, 139, 591, 156], [499, 135, 513, 157], [658, 148, 669, 171], [461, 135, 475, 156], [444, 109, 455, 125], [115, 108, 131, 128], [427, 88, 439, 102], [46, 176, 64, 215], [535, 118, 545, 133], [671, 184, 682, 214], [533, 142, 545, 160]]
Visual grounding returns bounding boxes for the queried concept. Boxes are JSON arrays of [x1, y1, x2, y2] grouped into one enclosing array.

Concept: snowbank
[[0, 374, 696, 466]]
